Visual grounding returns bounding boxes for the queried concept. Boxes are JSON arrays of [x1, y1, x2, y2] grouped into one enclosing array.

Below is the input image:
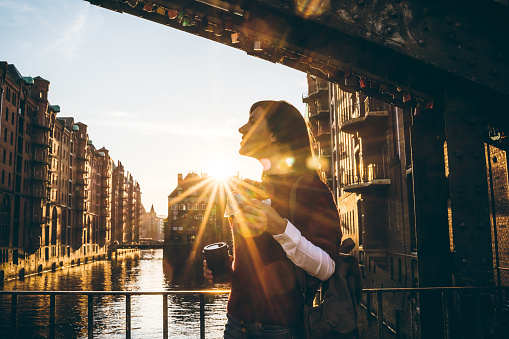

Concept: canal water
[[0, 249, 229, 338]]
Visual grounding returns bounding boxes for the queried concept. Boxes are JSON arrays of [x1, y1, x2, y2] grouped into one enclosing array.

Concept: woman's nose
[[238, 123, 247, 134]]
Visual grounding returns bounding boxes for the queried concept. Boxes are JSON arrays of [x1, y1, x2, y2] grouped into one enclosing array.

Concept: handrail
[[0, 290, 230, 339], [1, 286, 507, 338]]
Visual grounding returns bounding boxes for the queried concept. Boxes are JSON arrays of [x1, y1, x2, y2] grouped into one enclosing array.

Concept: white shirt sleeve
[[272, 219, 335, 281]]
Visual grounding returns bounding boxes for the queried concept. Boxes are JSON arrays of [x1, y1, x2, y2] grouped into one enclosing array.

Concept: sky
[[0, 0, 308, 216]]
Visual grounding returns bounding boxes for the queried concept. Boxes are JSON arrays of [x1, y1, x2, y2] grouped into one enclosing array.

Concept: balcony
[[317, 148, 332, 158], [340, 98, 389, 134], [31, 134, 50, 148], [315, 125, 331, 142], [76, 179, 89, 186], [32, 117, 51, 130], [76, 190, 88, 199], [77, 155, 89, 162], [29, 214, 47, 224], [307, 102, 329, 120], [342, 163, 390, 192], [31, 153, 50, 165], [31, 170, 49, 182], [302, 81, 329, 102], [76, 165, 87, 173], [30, 187, 48, 199]]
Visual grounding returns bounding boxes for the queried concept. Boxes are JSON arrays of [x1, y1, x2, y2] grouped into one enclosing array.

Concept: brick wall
[[486, 145, 509, 285]]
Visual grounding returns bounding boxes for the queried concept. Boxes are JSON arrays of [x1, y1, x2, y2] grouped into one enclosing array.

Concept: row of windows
[[2, 150, 31, 175], [171, 203, 207, 211], [171, 213, 215, 222], [3, 108, 31, 135], [172, 225, 198, 231]]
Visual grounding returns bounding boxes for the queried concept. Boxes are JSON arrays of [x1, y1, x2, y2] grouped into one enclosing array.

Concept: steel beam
[[85, 0, 509, 121]]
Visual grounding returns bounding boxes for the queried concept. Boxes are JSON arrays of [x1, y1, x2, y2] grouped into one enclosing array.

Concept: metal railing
[[342, 163, 387, 187], [1, 287, 508, 339], [361, 286, 509, 339], [364, 97, 389, 113], [302, 82, 328, 100], [0, 290, 230, 339]]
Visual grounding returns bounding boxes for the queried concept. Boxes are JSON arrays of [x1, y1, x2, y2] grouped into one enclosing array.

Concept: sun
[[208, 161, 234, 182]]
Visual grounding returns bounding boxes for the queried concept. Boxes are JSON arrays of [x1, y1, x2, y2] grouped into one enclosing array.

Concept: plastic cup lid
[[203, 242, 227, 251]]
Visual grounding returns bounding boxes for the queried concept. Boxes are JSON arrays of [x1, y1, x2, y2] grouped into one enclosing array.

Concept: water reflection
[[0, 250, 228, 338]]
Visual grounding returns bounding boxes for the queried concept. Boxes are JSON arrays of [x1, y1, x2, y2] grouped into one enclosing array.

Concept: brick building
[[140, 205, 164, 241], [0, 62, 143, 280], [165, 172, 234, 282], [167, 173, 232, 251]]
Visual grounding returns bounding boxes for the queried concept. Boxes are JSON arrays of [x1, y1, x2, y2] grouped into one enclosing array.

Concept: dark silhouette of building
[[305, 73, 509, 337], [165, 172, 235, 283]]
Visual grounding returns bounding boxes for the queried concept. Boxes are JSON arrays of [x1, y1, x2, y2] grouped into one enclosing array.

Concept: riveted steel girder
[[85, 0, 509, 120]]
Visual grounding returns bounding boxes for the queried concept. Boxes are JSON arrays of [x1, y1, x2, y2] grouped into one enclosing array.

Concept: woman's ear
[[271, 135, 277, 142]]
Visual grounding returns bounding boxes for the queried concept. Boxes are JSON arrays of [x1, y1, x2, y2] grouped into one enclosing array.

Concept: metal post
[[88, 294, 94, 339], [126, 294, 131, 339], [475, 292, 482, 339], [163, 294, 168, 339], [11, 293, 17, 339], [50, 294, 55, 338], [377, 291, 384, 339], [441, 290, 448, 339], [410, 294, 414, 339], [200, 293, 205, 339], [366, 292, 371, 324]]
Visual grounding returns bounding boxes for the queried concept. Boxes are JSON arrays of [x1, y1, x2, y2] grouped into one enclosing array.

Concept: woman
[[204, 100, 342, 338]]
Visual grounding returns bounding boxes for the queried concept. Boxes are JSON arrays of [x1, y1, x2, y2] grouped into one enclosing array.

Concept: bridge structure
[[84, 1, 509, 338], [115, 243, 165, 250]]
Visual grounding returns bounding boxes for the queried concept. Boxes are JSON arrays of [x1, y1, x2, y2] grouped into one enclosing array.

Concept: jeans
[[224, 314, 306, 339]]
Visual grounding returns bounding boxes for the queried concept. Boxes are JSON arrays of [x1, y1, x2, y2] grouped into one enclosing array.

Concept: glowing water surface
[[0, 250, 229, 338]]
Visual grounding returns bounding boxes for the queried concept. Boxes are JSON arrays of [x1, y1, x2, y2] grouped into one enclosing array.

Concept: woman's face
[[238, 106, 273, 158]]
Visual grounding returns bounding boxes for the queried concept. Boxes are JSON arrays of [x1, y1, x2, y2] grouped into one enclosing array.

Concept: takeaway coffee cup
[[202, 242, 231, 283]]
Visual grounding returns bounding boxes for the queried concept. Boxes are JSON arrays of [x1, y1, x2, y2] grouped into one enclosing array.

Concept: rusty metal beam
[[85, 0, 509, 124]]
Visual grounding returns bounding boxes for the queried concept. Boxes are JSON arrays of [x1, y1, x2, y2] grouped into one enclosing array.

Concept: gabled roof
[[6, 64, 22, 81], [33, 75, 49, 82], [56, 117, 75, 130], [168, 172, 206, 199]]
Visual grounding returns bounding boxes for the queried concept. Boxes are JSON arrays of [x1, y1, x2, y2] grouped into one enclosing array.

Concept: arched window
[[61, 209, 67, 245], [86, 216, 91, 243], [51, 207, 57, 245], [90, 216, 95, 244]]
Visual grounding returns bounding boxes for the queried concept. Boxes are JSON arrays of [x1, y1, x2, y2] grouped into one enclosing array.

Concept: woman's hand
[[203, 255, 234, 283], [239, 199, 287, 235], [203, 260, 214, 283]]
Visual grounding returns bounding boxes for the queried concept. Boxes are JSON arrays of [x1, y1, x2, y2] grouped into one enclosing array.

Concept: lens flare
[[285, 157, 295, 167], [294, 0, 330, 19]]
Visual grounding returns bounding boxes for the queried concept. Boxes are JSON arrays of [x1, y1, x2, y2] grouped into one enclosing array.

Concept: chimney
[[178, 173, 183, 186]]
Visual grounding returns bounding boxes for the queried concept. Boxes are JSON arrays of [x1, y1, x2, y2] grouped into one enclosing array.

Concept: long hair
[[249, 100, 314, 173]]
